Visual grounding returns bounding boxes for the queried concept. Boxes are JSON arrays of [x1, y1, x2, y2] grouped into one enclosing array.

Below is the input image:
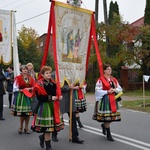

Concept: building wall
[[38, 33, 54, 58]]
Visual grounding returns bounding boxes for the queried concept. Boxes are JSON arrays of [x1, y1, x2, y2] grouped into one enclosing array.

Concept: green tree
[[108, 1, 114, 24], [144, 0, 150, 25], [141, 0, 150, 74], [108, 1, 120, 25], [18, 25, 54, 72], [136, 25, 150, 75]]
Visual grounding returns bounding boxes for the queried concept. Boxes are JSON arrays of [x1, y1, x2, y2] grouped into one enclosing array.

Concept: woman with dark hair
[[11, 65, 35, 134], [93, 64, 123, 141], [32, 66, 64, 150]]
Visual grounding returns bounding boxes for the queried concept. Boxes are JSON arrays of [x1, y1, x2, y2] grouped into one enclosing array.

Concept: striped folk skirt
[[96, 95, 121, 122], [31, 101, 64, 133], [11, 92, 33, 116], [75, 98, 87, 113]]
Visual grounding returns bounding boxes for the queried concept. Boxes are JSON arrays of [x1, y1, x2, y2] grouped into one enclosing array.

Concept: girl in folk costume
[[31, 66, 64, 150], [93, 64, 123, 141], [73, 81, 87, 128], [11, 65, 35, 134]]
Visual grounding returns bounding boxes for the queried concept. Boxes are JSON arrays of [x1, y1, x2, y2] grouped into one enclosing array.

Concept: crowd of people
[[0, 63, 123, 150]]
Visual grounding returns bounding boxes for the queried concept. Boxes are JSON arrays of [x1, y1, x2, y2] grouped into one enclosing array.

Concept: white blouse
[[95, 78, 122, 101]]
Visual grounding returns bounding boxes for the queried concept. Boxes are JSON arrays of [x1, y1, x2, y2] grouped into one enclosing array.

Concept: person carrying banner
[[11, 65, 35, 134], [93, 64, 123, 141], [51, 71, 84, 144], [31, 66, 64, 150]]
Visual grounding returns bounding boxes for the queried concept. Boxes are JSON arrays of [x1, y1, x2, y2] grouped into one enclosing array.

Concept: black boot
[[76, 116, 84, 128], [52, 131, 58, 142], [101, 123, 106, 135], [45, 140, 52, 150], [39, 134, 44, 148], [106, 128, 114, 141]]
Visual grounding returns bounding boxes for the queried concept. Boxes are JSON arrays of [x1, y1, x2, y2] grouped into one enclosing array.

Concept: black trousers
[[67, 112, 79, 139], [52, 112, 79, 140], [0, 95, 4, 118], [8, 93, 13, 107]]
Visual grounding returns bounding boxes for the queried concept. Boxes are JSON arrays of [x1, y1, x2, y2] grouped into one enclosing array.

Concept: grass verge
[[122, 100, 150, 113], [122, 90, 150, 113]]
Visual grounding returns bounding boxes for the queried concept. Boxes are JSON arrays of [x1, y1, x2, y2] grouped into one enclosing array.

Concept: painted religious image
[[0, 20, 3, 42], [61, 28, 82, 63], [56, 5, 92, 65]]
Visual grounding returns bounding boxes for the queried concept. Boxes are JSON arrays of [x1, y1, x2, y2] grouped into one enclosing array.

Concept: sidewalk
[[85, 93, 150, 104]]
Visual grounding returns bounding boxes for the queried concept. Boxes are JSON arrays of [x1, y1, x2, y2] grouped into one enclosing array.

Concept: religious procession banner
[[0, 10, 12, 64], [40, 1, 103, 125], [54, 1, 93, 87], [41, 1, 103, 95]]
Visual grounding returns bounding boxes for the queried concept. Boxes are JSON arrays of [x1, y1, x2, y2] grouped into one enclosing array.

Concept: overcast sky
[[0, 0, 146, 36]]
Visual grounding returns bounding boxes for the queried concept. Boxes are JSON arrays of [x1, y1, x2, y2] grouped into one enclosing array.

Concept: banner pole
[[69, 89, 73, 141], [10, 10, 13, 64]]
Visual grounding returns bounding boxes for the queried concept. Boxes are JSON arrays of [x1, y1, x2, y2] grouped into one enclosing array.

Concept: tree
[[108, 1, 120, 25], [137, 25, 150, 75], [18, 25, 39, 49], [140, 0, 150, 75], [144, 0, 150, 25], [17, 25, 54, 72]]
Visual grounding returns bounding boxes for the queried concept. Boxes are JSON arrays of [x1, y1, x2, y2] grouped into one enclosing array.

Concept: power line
[[8, 0, 37, 10], [0, 0, 22, 8], [16, 11, 49, 24]]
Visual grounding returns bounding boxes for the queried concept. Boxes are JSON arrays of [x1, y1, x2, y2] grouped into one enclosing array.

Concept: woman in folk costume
[[26, 62, 36, 81], [31, 66, 64, 150], [73, 81, 87, 128], [11, 65, 35, 134], [93, 64, 123, 141]]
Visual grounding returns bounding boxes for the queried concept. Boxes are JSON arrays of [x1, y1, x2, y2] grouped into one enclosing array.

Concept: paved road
[[1, 93, 150, 150]]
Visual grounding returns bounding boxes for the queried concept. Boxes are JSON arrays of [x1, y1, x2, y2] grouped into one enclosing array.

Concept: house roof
[[130, 17, 144, 27]]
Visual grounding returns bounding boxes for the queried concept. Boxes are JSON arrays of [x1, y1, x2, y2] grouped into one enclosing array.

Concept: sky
[[0, 0, 146, 36]]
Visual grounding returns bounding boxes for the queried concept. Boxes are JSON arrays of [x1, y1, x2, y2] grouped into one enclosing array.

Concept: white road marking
[[64, 119, 150, 150]]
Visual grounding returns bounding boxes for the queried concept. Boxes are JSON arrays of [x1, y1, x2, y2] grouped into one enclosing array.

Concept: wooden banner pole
[[69, 89, 73, 141]]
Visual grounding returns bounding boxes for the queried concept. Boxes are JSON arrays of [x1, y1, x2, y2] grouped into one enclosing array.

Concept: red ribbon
[[78, 88, 84, 100], [100, 77, 117, 113], [108, 94, 117, 113]]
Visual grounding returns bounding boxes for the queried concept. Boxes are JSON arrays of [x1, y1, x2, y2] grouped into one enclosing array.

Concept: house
[[121, 16, 150, 90], [38, 33, 54, 58], [130, 17, 144, 27], [126, 17, 144, 69]]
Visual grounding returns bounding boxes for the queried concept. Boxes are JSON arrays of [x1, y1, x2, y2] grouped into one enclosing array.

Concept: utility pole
[[95, 0, 99, 23], [103, 0, 108, 23], [103, 0, 110, 57]]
